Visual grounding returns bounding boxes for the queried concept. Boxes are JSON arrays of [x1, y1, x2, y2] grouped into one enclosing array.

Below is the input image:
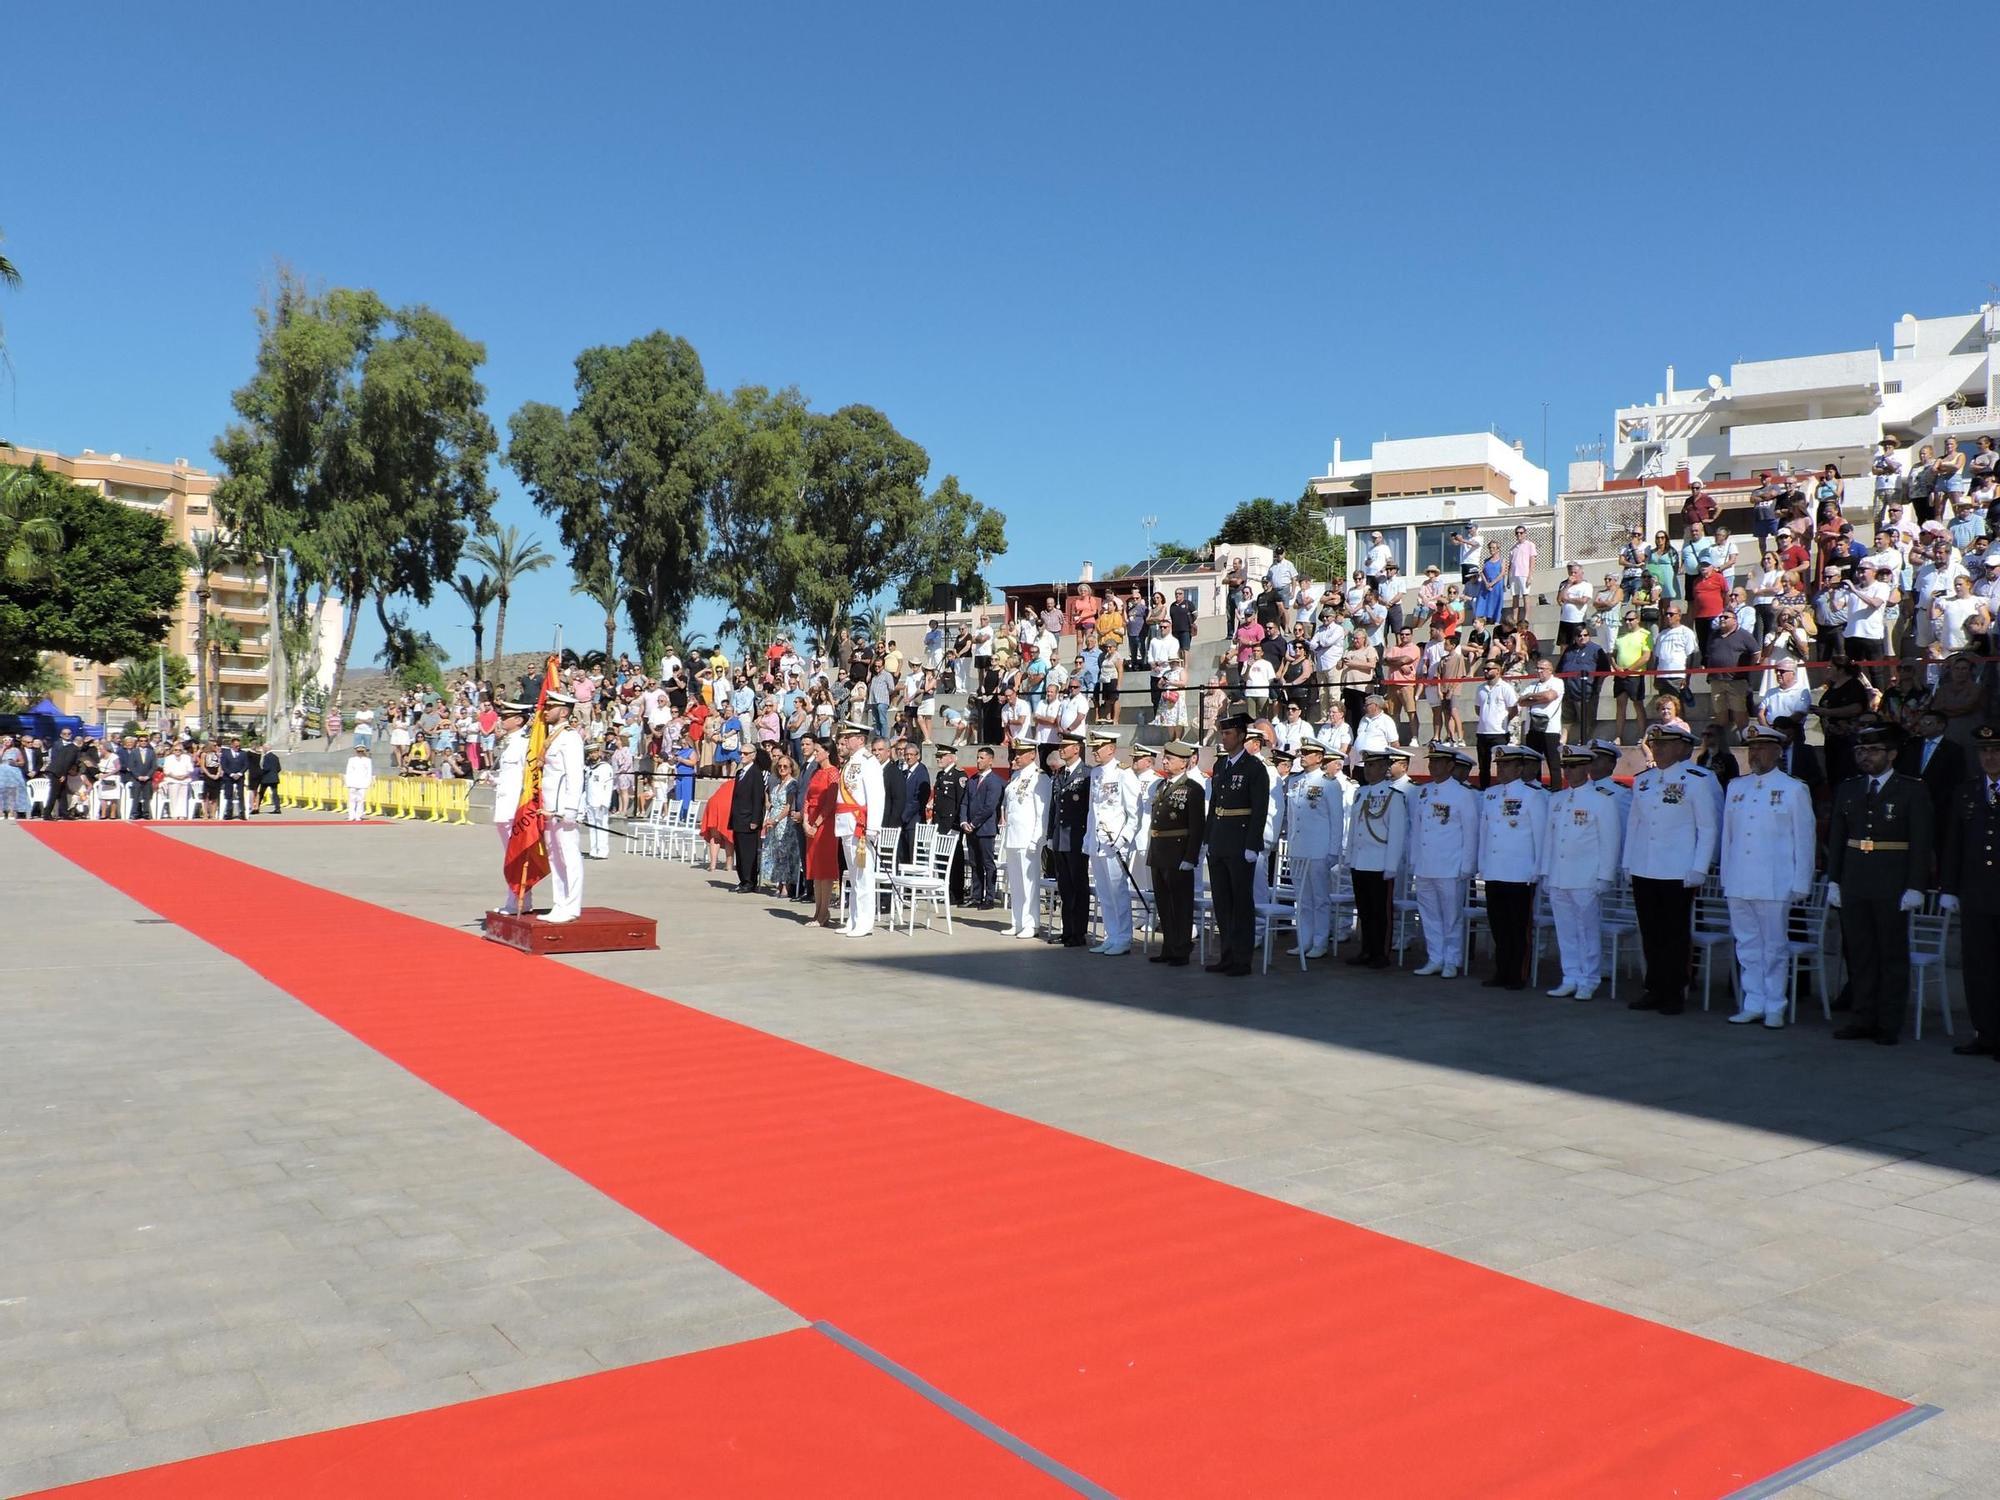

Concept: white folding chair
[[1599, 880, 1638, 1002], [1257, 853, 1302, 973], [871, 827, 903, 921], [1909, 900, 1954, 1040], [1391, 867, 1422, 965], [626, 803, 668, 857], [1689, 892, 1736, 1011], [26, 776, 49, 817], [1527, 885, 1558, 987], [892, 831, 961, 934], [1784, 896, 1833, 1024]]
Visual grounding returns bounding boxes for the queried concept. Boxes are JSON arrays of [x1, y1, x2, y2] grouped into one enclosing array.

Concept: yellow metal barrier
[[271, 767, 471, 824]]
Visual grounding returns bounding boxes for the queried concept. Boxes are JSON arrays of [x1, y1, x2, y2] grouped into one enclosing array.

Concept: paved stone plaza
[[4, 819, 1998, 1497]]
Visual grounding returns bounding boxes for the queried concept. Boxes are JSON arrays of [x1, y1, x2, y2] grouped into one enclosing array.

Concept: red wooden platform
[[481, 907, 658, 954]]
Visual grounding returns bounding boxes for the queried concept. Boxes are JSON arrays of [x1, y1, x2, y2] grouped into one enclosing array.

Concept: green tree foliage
[[107, 647, 193, 721], [894, 475, 1008, 612], [1212, 492, 1345, 584], [0, 227, 19, 376], [0, 656, 67, 714], [570, 567, 627, 665], [372, 609, 449, 695], [213, 274, 496, 707], [505, 331, 710, 665], [697, 384, 810, 646], [449, 571, 498, 686], [1, 463, 62, 581], [462, 525, 550, 671], [1150, 538, 1206, 568], [788, 404, 933, 647], [0, 464, 187, 693]]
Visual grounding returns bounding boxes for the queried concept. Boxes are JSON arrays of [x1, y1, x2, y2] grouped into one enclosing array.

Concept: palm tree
[[108, 649, 191, 723], [463, 525, 550, 676], [0, 465, 61, 583], [187, 530, 242, 737], [450, 572, 499, 687], [572, 570, 625, 665], [204, 612, 244, 734], [0, 228, 19, 374]]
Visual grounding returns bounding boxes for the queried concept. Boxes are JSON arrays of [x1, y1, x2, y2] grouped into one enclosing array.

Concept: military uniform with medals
[[1204, 712, 1271, 975], [1046, 738, 1092, 946], [1145, 743, 1207, 964], [1826, 728, 1934, 1042]]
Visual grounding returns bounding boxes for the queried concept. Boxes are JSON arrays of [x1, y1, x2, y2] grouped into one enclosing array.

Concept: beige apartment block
[[1, 442, 271, 728]]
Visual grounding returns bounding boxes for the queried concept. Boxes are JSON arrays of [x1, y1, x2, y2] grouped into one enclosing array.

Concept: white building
[[1613, 304, 2000, 486], [1307, 430, 1552, 577]]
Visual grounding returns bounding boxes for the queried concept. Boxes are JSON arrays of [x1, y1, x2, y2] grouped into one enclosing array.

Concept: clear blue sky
[[3, 1, 1987, 672]]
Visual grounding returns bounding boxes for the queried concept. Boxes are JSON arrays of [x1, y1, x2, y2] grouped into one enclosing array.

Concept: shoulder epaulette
[[1686, 766, 1712, 778]]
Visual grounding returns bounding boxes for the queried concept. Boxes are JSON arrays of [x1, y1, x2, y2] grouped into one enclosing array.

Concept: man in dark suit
[[219, 735, 251, 820], [727, 753, 767, 892], [1826, 727, 1934, 1045], [894, 741, 930, 866], [1204, 707, 1271, 977], [959, 746, 1003, 907], [123, 731, 160, 819], [42, 727, 82, 820], [1776, 716, 1823, 796], [931, 746, 969, 903], [1046, 733, 1091, 945], [880, 738, 908, 840], [252, 742, 282, 814], [1939, 725, 2000, 1061], [1896, 707, 1966, 868]]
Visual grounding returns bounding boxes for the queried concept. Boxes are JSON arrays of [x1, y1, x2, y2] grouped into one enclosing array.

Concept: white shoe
[[1547, 982, 1576, 998], [1099, 946, 1130, 957], [543, 914, 578, 925], [1726, 1008, 1761, 1025], [1088, 942, 1108, 954], [1572, 985, 1597, 1002], [1286, 944, 1305, 955], [1305, 946, 1328, 959], [1762, 1013, 1786, 1029], [1440, 967, 1458, 979], [1413, 963, 1442, 977]]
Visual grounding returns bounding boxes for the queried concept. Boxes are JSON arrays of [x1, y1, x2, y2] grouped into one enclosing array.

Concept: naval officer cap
[[1298, 737, 1325, 754], [1646, 723, 1697, 745], [1451, 747, 1477, 768], [1743, 723, 1788, 745], [1387, 745, 1412, 761], [1009, 740, 1039, 759], [496, 699, 533, 715], [1589, 738, 1621, 760], [1061, 731, 1088, 746], [1426, 739, 1458, 755], [543, 690, 578, 706], [1558, 745, 1594, 764], [1501, 744, 1544, 762], [1973, 725, 2000, 749], [1853, 726, 1897, 749], [837, 719, 871, 735], [1129, 743, 1156, 761], [1272, 746, 1296, 763], [1087, 731, 1119, 748], [1362, 746, 1395, 761]]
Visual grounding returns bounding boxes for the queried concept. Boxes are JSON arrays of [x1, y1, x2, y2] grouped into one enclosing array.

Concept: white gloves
[[1682, 873, 1705, 890], [1244, 849, 1260, 863], [1825, 882, 1841, 909], [1178, 861, 1194, 873], [1787, 888, 1810, 905], [1939, 894, 1960, 913], [1898, 889, 1923, 913]]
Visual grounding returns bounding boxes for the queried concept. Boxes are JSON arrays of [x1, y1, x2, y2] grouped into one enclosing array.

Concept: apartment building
[[1307, 431, 1553, 577], [1, 443, 273, 728], [1613, 304, 2000, 486]]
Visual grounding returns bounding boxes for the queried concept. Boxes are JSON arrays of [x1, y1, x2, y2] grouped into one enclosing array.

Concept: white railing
[[1941, 404, 1995, 430]]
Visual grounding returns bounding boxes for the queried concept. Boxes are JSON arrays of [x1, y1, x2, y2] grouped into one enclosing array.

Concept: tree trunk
[[471, 619, 485, 690], [195, 584, 212, 737], [604, 608, 616, 665], [490, 591, 509, 677], [327, 575, 364, 709]]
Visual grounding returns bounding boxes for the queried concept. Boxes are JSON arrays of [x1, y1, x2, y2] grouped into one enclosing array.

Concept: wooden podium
[[482, 907, 658, 955]]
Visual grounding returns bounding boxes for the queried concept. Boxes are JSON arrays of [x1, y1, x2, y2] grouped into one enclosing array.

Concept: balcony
[[1728, 349, 1880, 400], [1933, 403, 2000, 436], [1728, 413, 1882, 460], [217, 665, 271, 686]]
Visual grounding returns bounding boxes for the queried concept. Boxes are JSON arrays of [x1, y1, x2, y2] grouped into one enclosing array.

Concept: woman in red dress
[[700, 774, 735, 875], [802, 742, 842, 927]]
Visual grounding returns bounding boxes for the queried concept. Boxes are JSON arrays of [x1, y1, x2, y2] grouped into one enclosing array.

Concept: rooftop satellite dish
[[1706, 374, 1723, 393]]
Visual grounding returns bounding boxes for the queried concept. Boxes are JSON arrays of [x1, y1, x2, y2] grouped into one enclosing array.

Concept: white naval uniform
[[1002, 767, 1052, 936], [1623, 763, 1721, 885], [342, 754, 374, 821], [1086, 762, 1142, 952], [1476, 782, 1549, 884], [584, 761, 615, 858], [1539, 781, 1625, 994], [492, 728, 529, 913], [1409, 777, 1481, 972], [839, 750, 887, 935], [1590, 769, 1632, 828], [540, 726, 586, 921], [1719, 768, 1816, 1021], [1346, 781, 1408, 876], [1282, 768, 1346, 954], [1255, 766, 1288, 907]]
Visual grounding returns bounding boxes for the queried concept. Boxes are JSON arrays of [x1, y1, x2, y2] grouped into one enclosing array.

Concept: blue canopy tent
[[0, 697, 96, 741]]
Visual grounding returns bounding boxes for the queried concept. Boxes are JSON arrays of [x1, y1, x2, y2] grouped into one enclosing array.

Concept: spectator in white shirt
[[1472, 661, 1519, 784], [1758, 662, 1813, 725], [1649, 603, 1701, 701], [1708, 526, 1741, 580], [1266, 548, 1298, 599], [1349, 696, 1399, 769], [1838, 563, 1893, 661], [1556, 561, 1592, 649], [1315, 704, 1354, 764], [1243, 654, 1278, 707], [1273, 702, 1307, 754]]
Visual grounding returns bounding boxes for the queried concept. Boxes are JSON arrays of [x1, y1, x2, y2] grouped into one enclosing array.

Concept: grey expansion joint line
[[1722, 1403, 1943, 1500], [811, 1320, 1121, 1500]]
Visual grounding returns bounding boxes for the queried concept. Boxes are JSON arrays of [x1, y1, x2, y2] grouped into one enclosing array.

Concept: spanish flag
[[504, 655, 559, 905]]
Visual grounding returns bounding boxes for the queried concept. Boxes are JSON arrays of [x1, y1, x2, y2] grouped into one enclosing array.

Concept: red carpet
[[28, 823, 1916, 1498], [33, 1328, 1066, 1498]]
